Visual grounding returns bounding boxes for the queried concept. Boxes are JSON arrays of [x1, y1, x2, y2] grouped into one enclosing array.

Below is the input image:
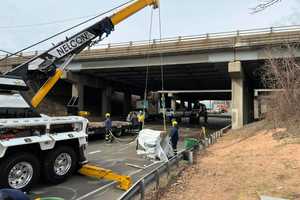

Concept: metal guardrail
[[1, 25, 300, 67], [118, 125, 231, 200]]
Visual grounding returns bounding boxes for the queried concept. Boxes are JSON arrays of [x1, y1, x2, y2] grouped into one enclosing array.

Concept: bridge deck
[[1, 25, 300, 68]]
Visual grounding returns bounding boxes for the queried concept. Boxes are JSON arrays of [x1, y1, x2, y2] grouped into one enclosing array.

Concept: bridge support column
[[229, 61, 254, 129], [254, 92, 261, 120], [123, 92, 132, 115], [180, 100, 185, 109], [101, 87, 112, 116], [188, 101, 192, 110], [169, 93, 176, 111], [171, 99, 176, 111], [72, 83, 84, 111]]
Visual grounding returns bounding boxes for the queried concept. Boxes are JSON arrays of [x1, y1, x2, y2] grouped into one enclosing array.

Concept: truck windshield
[[0, 93, 30, 108], [0, 92, 40, 118]]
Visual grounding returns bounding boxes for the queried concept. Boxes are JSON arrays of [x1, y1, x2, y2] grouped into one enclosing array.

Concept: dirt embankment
[[159, 121, 300, 200]]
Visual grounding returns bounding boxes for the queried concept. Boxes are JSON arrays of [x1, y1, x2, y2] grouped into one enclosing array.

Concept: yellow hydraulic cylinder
[[31, 68, 63, 108], [111, 0, 159, 25], [79, 164, 132, 190]]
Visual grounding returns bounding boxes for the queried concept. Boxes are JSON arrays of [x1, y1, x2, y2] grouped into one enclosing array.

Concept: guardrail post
[[203, 138, 209, 147], [166, 162, 170, 179], [270, 27, 274, 33], [206, 33, 209, 39], [198, 142, 204, 150], [188, 151, 193, 165], [208, 136, 212, 145], [155, 170, 160, 200], [140, 179, 145, 200]]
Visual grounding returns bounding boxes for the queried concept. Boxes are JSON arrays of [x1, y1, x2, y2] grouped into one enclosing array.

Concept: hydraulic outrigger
[[1, 0, 159, 191]]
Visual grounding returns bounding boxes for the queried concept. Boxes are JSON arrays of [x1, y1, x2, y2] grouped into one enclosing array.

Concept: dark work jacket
[[170, 127, 179, 142], [105, 118, 112, 130]]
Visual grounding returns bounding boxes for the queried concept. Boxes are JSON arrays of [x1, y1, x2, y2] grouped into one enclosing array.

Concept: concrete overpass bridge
[[1, 25, 300, 129]]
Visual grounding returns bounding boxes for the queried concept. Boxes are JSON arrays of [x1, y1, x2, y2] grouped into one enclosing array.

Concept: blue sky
[[0, 0, 299, 53]]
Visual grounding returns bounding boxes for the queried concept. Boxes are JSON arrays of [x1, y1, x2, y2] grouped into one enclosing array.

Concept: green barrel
[[184, 138, 199, 149]]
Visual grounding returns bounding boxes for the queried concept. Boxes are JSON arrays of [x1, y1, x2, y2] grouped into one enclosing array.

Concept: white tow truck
[[0, 76, 89, 191]]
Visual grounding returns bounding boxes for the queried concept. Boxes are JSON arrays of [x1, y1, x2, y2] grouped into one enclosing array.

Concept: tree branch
[[251, 0, 282, 13]]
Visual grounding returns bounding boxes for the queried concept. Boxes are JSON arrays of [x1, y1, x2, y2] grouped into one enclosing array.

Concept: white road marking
[[88, 150, 102, 155], [118, 145, 130, 152]]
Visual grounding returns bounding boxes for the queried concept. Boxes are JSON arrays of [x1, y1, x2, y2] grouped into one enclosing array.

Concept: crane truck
[[0, 0, 159, 191]]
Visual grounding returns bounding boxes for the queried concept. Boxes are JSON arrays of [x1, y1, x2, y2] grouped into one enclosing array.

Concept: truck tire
[[114, 129, 123, 137], [0, 153, 40, 191], [43, 146, 77, 184]]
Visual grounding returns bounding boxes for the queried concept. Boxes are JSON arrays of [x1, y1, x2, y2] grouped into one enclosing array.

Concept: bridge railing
[[91, 25, 300, 49], [1, 25, 300, 65]]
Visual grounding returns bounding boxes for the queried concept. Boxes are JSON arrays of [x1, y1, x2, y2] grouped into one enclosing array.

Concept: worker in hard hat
[[137, 110, 145, 131], [170, 120, 179, 155], [126, 112, 133, 122], [105, 113, 113, 142]]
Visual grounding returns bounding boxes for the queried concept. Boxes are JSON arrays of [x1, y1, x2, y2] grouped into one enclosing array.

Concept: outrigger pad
[[79, 164, 132, 191]]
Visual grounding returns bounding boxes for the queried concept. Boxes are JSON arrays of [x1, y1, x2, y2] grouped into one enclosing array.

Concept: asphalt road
[[28, 116, 231, 200]]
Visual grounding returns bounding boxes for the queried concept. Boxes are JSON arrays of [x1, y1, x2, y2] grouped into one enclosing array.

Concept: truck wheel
[[114, 129, 123, 137], [43, 146, 77, 184], [0, 153, 40, 191]]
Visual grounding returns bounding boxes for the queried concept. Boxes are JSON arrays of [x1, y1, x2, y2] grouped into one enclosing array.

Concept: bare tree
[[260, 45, 300, 132], [251, 0, 282, 13]]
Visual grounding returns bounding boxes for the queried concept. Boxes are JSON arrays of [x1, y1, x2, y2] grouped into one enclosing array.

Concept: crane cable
[[142, 6, 167, 132], [107, 8, 155, 143], [142, 8, 154, 129], [0, 0, 135, 62], [158, 6, 167, 131]]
